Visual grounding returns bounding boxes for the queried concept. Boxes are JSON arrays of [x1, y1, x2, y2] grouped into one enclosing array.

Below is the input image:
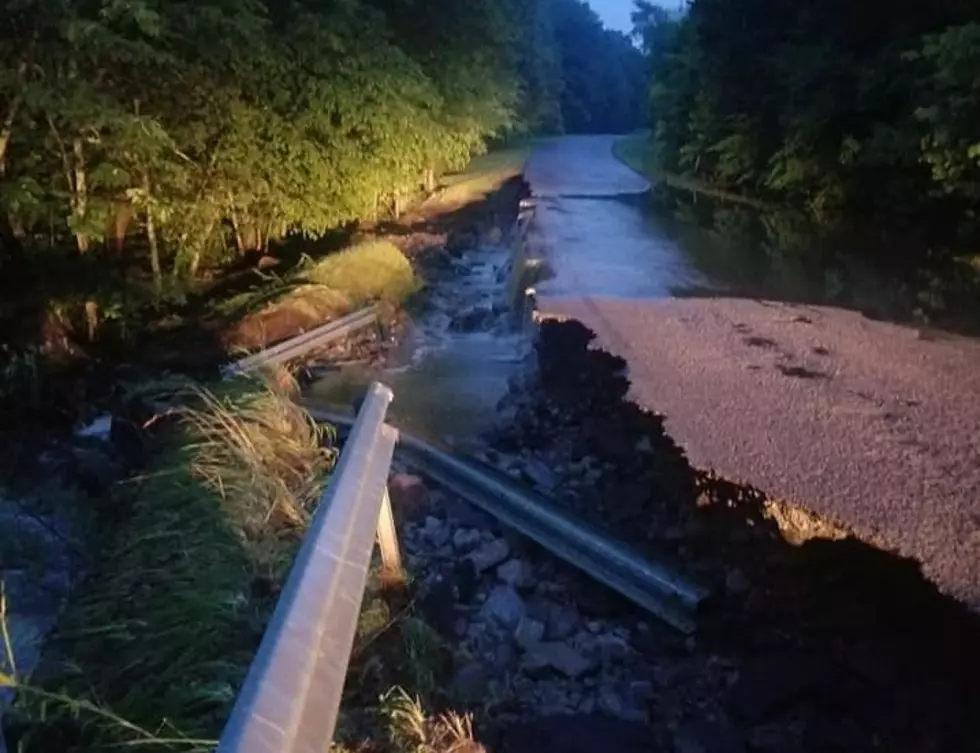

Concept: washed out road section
[[528, 135, 980, 608]]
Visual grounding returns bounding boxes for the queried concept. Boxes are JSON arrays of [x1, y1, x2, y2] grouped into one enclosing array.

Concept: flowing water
[[308, 237, 534, 442]]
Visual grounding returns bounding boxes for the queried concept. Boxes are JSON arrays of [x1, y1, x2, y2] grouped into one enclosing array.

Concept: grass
[[302, 240, 420, 307], [3, 370, 334, 751], [3, 367, 470, 753], [422, 146, 531, 213], [379, 689, 480, 753], [612, 131, 660, 179], [613, 132, 771, 210]]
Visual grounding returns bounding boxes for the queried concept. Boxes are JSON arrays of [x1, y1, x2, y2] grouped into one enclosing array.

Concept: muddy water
[[308, 239, 532, 442]]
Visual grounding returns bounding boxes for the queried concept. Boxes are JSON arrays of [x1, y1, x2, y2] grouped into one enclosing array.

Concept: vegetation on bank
[[1, 371, 464, 752], [631, 1, 980, 238], [613, 132, 770, 209], [0, 0, 643, 361], [423, 145, 533, 215]]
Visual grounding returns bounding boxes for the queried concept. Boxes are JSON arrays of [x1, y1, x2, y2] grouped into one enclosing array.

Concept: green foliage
[[0, 0, 642, 353], [633, 0, 980, 230], [549, 0, 647, 134]]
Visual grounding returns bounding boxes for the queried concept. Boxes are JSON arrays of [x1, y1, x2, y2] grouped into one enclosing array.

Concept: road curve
[[527, 135, 980, 609]]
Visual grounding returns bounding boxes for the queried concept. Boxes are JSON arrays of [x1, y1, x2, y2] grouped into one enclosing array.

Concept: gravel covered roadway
[[526, 135, 980, 609]]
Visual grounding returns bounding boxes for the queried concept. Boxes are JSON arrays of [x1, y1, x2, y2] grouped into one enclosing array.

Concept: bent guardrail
[[218, 382, 399, 753], [223, 305, 381, 377], [304, 406, 707, 634]]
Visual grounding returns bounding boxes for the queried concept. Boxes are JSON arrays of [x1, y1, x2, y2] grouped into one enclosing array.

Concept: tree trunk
[[187, 218, 216, 281], [424, 167, 436, 194], [0, 64, 25, 175], [0, 93, 23, 261], [228, 197, 244, 254], [72, 137, 89, 253], [143, 173, 162, 295], [0, 100, 18, 174], [110, 204, 134, 253]]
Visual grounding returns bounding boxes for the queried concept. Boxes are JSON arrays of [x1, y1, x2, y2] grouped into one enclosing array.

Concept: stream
[[307, 232, 534, 442]]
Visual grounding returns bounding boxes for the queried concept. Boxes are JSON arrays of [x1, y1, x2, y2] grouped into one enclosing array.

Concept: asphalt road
[[527, 135, 980, 609]]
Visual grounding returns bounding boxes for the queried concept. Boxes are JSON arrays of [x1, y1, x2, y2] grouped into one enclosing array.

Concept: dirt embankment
[[484, 318, 980, 753]]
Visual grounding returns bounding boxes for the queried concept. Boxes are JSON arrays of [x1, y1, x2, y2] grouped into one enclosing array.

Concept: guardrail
[[304, 406, 707, 634], [217, 382, 399, 753], [223, 305, 381, 377]]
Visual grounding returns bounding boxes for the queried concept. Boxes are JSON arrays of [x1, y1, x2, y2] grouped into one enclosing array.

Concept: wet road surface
[[527, 135, 980, 608]]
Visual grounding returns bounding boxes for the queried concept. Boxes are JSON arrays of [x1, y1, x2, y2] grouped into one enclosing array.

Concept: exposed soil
[[480, 319, 980, 753]]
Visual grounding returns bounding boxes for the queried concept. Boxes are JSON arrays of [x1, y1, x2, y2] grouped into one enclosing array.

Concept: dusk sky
[[587, 0, 675, 34]]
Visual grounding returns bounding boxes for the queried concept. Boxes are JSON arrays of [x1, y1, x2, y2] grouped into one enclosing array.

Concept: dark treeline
[[0, 0, 643, 307], [633, 0, 980, 238]]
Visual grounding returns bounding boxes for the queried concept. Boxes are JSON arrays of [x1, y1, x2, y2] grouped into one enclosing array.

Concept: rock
[[535, 680, 575, 715], [595, 632, 632, 662], [673, 718, 746, 753], [514, 617, 545, 649], [545, 603, 581, 641], [521, 459, 559, 491], [256, 255, 281, 271], [521, 642, 597, 679], [571, 631, 599, 660], [453, 663, 490, 704], [480, 586, 526, 631], [451, 307, 493, 333], [76, 414, 112, 440], [635, 436, 654, 454], [468, 539, 511, 573], [389, 474, 429, 518], [453, 528, 483, 553], [597, 687, 631, 718], [422, 516, 451, 549], [497, 559, 534, 589], [725, 569, 751, 595]]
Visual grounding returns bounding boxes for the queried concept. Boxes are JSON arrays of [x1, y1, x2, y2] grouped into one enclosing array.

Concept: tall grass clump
[[302, 240, 419, 306], [3, 369, 334, 752]]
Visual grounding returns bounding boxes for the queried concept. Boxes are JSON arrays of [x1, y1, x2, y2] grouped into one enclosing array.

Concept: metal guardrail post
[[218, 382, 398, 753], [376, 488, 403, 575]]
